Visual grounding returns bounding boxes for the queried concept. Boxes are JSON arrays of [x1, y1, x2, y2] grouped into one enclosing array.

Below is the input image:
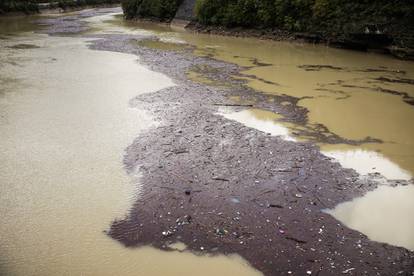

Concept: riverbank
[[186, 22, 414, 61], [33, 8, 414, 275], [0, 9, 264, 276], [119, 0, 414, 60], [0, 0, 119, 15]]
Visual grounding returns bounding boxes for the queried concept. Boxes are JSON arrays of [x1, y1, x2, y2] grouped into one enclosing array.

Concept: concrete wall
[[174, 0, 196, 21]]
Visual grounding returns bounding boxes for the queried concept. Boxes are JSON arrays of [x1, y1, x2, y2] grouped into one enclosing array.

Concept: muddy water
[[219, 109, 296, 142], [184, 37, 414, 181], [0, 15, 260, 276], [104, 15, 414, 180], [326, 185, 414, 251], [95, 13, 414, 251]]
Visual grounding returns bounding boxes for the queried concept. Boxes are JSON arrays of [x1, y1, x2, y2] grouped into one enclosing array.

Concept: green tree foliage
[[194, 0, 414, 47], [0, 0, 38, 13], [0, 0, 119, 14], [195, 0, 314, 30], [121, 0, 182, 21]]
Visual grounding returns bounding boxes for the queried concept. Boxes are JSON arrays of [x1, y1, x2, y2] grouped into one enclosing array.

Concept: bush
[[194, 0, 414, 47], [0, 0, 39, 14], [0, 0, 120, 14]]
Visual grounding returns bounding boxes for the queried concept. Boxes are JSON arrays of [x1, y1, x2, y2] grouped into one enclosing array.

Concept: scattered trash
[[176, 215, 192, 226], [215, 228, 228, 236], [162, 230, 173, 237], [232, 232, 240, 238], [267, 203, 283, 208], [230, 197, 241, 203], [285, 236, 307, 244], [342, 268, 356, 274], [212, 177, 230, 182]]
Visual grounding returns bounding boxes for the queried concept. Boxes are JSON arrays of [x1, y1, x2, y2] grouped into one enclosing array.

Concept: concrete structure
[[173, 0, 196, 25]]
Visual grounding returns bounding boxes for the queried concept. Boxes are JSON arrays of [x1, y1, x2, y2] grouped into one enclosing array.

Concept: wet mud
[[37, 9, 414, 276]]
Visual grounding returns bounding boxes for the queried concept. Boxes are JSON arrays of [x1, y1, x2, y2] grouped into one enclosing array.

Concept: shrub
[[194, 0, 414, 47], [0, 0, 39, 14], [0, 0, 120, 14]]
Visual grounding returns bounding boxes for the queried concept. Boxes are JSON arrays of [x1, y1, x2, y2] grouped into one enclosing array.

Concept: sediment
[[38, 8, 414, 276]]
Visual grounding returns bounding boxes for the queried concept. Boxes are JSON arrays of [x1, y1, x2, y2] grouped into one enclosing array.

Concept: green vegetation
[[0, 0, 119, 14], [195, 0, 414, 47], [0, 1, 39, 13], [119, 0, 413, 48], [121, 0, 183, 21]]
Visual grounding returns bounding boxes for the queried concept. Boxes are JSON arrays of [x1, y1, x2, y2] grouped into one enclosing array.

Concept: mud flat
[[36, 9, 414, 275]]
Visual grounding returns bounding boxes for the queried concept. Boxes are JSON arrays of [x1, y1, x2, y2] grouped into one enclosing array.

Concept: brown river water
[[0, 9, 413, 275], [0, 12, 260, 276]]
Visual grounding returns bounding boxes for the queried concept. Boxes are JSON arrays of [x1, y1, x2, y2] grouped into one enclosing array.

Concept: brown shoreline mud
[[38, 9, 414, 275]]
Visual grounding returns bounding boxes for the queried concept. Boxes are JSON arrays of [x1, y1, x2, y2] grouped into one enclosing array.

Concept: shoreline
[[118, 16, 414, 61], [37, 8, 414, 275], [0, 3, 120, 17], [185, 22, 414, 61]]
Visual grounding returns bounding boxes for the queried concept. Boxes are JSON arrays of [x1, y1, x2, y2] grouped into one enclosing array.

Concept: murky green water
[[0, 13, 261, 276]]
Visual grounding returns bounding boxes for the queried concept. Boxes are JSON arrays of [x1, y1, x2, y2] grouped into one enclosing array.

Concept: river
[[0, 11, 260, 276], [0, 7, 413, 276], [99, 12, 414, 251]]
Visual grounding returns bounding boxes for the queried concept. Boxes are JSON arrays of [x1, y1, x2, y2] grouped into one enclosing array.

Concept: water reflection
[[220, 109, 296, 141], [322, 146, 412, 180], [0, 15, 43, 35], [326, 185, 414, 251]]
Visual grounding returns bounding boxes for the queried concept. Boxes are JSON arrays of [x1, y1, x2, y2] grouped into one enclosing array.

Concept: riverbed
[[0, 7, 413, 276], [0, 11, 260, 276]]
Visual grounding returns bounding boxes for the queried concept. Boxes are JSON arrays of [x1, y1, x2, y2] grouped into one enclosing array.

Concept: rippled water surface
[[0, 14, 260, 276], [1, 9, 414, 274]]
